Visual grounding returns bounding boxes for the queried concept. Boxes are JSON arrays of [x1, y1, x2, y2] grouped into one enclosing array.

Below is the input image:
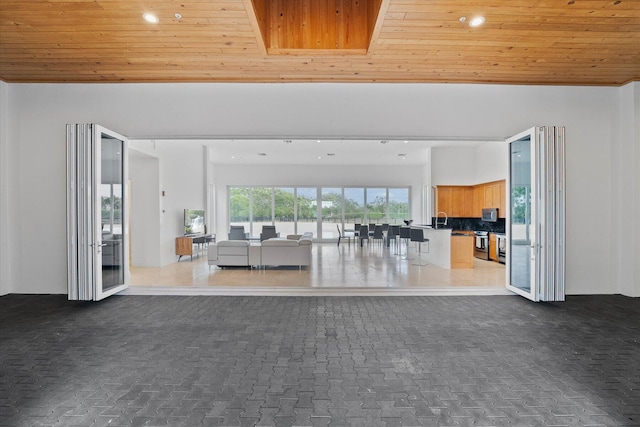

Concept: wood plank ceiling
[[0, 0, 639, 85]]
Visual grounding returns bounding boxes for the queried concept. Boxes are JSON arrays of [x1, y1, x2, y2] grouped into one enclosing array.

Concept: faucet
[[435, 211, 448, 228]]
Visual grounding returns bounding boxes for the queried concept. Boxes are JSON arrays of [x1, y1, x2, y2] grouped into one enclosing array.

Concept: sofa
[[208, 233, 312, 268], [208, 240, 250, 266], [260, 233, 312, 267]]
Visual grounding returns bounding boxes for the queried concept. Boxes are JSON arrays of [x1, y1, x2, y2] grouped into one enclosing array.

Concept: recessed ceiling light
[[469, 16, 485, 27], [317, 156, 322, 160], [459, 16, 467, 23], [404, 140, 409, 144], [143, 13, 159, 23], [316, 140, 322, 143]]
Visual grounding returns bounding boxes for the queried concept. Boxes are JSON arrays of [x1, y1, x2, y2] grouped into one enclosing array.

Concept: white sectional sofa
[[207, 240, 250, 266], [208, 233, 312, 268]]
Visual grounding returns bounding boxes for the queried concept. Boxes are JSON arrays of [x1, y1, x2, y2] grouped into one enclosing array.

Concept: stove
[[473, 231, 490, 260]]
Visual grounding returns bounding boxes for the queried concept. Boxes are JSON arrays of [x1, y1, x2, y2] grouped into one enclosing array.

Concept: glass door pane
[[366, 188, 387, 224], [252, 187, 273, 238], [99, 133, 125, 293], [507, 129, 537, 300], [321, 188, 342, 239], [388, 188, 410, 225], [296, 188, 317, 237], [229, 187, 250, 233], [274, 187, 295, 236], [344, 188, 365, 229]]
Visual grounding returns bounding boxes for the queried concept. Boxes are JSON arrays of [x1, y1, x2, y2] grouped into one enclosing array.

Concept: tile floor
[[129, 242, 506, 292]]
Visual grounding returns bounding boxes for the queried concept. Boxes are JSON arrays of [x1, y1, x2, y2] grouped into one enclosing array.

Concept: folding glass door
[[67, 124, 129, 301], [506, 127, 565, 302]]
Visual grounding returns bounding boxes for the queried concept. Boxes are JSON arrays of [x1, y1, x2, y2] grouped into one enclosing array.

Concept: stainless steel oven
[[473, 231, 490, 260]]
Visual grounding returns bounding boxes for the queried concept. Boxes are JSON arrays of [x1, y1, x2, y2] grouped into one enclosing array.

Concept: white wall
[[155, 141, 206, 266], [211, 163, 425, 235], [613, 83, 640, 297], [431, 142, 508, 186], [0, 81, 11, 296], [1, 82, 634, 295], [129, 150, 161, 267]]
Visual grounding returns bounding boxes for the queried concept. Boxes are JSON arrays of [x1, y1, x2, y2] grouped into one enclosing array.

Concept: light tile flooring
[[129, 241, 506, 293]]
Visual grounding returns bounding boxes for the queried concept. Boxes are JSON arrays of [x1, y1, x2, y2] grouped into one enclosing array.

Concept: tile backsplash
[[431, 217, 506, 233]]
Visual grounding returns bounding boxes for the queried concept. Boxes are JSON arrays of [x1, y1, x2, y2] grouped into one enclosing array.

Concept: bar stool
[[410, 228, 429, 266], [399, 227, 411, 259]]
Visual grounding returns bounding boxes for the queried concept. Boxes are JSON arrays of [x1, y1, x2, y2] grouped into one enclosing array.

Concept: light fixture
[[404, 140, 409, 144], [143, 13, 159, 23], [317, 156, 322, 160], [174, 13, 182, 21], [316, 140, 322, 143], [469, 16, 485, 27], [257, 152, 267, 156]]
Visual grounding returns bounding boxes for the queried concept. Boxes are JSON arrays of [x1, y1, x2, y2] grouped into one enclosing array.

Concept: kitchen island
[[408, 227, 474, 269]]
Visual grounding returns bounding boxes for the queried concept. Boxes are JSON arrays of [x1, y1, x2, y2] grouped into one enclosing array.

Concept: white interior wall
[[129, 151, 161, 267], [1, 82, 632, 295], [474, 142, 509, 184], [0, 81, 11, 296], [613, 83, 640, 297], [431, 147, 477, 185], [431, 143, 508, 186], [211, 164, 425, 236], [154, 141, 206, 266]]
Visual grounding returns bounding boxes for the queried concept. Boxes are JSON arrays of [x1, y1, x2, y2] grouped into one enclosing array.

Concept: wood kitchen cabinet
[[489, 233, 498, 261], [436, 180, 505, 219], [435, 186, 473, 218], [473, 180, 506, 218]]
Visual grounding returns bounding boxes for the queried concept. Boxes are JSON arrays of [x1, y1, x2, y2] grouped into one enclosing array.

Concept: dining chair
[[359, 225, 369, 247], [336, 224, 354, 247], [372, 225, 384, 246]]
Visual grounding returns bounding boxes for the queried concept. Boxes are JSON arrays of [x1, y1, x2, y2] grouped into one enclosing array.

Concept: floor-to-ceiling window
[[296, 187, 318, 236], [274, 187, 295, 236], [321, 187, 343, 239], [366, 188, 387, 224], [228, 186, 410, 240], [229, 187, 250, 234], [344, 188, 365, 228], [388, 188, 410, 225]]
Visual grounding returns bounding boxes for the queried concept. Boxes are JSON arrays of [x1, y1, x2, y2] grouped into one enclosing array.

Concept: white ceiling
[[153, 138, 502, 166]]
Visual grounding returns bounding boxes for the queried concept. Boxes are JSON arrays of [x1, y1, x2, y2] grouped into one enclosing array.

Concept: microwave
[[481, 208, 498, 222]]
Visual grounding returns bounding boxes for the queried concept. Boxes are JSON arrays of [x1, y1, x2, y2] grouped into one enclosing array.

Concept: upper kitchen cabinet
[[436, 180, 505, 219], [475, 180, 506, 218], [435, 186, 474, 218]]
